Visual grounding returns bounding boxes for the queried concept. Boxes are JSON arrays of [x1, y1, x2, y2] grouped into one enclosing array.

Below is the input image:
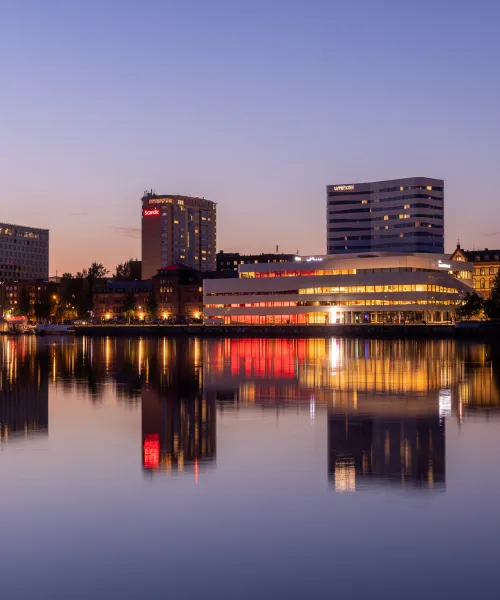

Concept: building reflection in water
[[3, 335, 500, 483], [202, 338, 500, 419], [0, 337, 49, 443], [328, 413, 445, 492], [141, 338, 216, 477]]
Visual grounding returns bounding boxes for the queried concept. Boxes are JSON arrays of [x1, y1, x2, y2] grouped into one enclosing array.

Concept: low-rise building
[[450, 244, 500, 298], [1, 280, 60, 320], [217, 251, 298, 272], [203, 252, 474, 325], [152, 265, 203, 321], [93, 280, 152, 321]]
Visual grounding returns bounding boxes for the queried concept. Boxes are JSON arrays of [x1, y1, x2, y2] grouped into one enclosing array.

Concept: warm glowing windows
[[383, 215, 389, 220]]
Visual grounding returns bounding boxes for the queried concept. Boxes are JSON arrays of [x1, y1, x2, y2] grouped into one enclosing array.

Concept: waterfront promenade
[[73, 322, 499, 339]]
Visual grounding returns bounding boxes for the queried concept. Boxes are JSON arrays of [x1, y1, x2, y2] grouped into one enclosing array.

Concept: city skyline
[[2, 1, 500, 274]]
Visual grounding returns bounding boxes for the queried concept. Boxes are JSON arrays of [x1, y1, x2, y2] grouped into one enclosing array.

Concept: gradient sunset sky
[[2, 0, 499, 274]]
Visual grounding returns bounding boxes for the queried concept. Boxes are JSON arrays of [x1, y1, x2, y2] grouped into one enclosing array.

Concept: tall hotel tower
[[326, 177, 444, 254], [141, 192, 216, 279]]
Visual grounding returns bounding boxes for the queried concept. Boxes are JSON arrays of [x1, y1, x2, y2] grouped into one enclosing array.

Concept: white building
[[203, 253, 474, 325]]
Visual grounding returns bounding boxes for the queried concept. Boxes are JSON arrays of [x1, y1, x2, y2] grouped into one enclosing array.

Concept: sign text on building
[[333, 185, 355, 192], [143, 208, 160, 216]]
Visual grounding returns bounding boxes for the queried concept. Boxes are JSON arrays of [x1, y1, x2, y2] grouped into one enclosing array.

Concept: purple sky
[[1, 0, 499, 274]]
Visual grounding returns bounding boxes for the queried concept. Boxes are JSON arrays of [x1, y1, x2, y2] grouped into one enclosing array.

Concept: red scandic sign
[[143, 208, 160, 216], [144, 434, 160, 469]]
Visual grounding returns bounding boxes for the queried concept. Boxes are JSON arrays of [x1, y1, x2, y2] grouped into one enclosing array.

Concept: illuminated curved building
[[203, 253, 473, 325]]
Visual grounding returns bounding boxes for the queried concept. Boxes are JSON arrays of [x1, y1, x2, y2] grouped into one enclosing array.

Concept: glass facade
[[326, 177, 444, 254]]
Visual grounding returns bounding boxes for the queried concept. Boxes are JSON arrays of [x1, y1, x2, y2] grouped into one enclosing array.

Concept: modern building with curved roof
[[203, 252, 474, 325]]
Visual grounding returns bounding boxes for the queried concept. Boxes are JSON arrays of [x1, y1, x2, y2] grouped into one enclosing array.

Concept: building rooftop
[[0, 222, 49, 232], [463, 249, 500, 262]]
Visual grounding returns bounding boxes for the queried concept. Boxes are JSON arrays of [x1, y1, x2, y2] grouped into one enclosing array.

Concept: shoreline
[[72, 322, 500, 339]]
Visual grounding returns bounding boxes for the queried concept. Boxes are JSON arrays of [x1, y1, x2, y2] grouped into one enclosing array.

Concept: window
[[480, 268, 485, 275], [404, 204, 410, 209], [426, 186, 432, 190], [485, 255, 490, 261], [383, 215, 389, 220], [475, 255, 481, 261], [361, 199, 368, 204], [490, 267, 496, 275], [480, 278, 485, 289]]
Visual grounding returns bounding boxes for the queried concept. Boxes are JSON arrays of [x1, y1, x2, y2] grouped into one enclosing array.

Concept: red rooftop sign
[[143, 208, 160, 216]]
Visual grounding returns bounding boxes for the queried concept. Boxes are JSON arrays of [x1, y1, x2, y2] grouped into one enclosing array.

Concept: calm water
[[1, 336, 500, 599]]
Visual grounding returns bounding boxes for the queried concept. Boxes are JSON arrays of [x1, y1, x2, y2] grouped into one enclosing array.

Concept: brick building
[[152, 264, 204, 322], [93, 280, 152, 321], [1, 280, 60, 320]]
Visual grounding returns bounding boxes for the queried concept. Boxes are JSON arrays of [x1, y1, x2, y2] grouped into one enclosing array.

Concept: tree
[[146, 289, 158, 321], [34, 291, 52, 322], [115, 259, 141, 281], [123, 291, 136, 324], [18, 288, 31, 317], [484, 272, 500, 319], [456, 292, 484, 321], [88, 263, 109, 281]]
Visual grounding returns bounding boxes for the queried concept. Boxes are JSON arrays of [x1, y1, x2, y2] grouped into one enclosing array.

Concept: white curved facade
[[203, 253, 474, 325]]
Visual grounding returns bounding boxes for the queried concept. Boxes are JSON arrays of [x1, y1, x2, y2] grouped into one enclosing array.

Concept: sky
[[1, 0, 499, 275]]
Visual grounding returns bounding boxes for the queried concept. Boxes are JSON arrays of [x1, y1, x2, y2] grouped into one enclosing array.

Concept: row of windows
[[329, 222, 442, 234], [329, 242, 443, 251], [206, 282, 460, 298], [328, 204, 443, 215], [327, 209, 444, 223], [298, 284, 458, 294], [327, 192, 443, 204], [206, 299, 459, 309], [475, 278, 494, 290], [329, 232, 443, 242], [476, 267, 498, 275], [240, 269, 357, 279]]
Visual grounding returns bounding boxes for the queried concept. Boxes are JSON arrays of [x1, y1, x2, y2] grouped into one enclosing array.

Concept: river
[[1, 336, 499, 599]]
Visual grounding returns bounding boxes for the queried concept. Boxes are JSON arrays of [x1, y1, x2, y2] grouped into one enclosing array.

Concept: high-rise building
[[0, 222, 49, 282], [326, 177, 444, 254], [141, 192, 216, 279]]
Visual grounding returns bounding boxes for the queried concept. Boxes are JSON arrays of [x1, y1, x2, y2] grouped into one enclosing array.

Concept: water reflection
[[328, 413, 445, 491], [0, 336, 48, 443], [3, 335, 500, 598], [1, 336, 500, 475]]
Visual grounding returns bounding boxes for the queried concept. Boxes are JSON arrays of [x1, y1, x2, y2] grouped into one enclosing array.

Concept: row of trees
[[13, 260, 140, 322], [457, 272, 500, 321]]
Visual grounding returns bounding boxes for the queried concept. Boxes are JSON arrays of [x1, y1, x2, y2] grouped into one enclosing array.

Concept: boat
[[35, 324, 75, 335]]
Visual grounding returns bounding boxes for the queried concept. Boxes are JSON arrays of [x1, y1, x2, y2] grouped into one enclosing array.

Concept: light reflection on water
[[1, 336, 500, 599]]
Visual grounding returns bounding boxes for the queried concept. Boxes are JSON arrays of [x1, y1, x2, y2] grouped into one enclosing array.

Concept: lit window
[[400, 233, 404, 238], [399, 214, 404, 219], [404, 204, 410, 209], [174, 220, 179, 224], [361, 200, 368, 204], [428, 224, 432, 228], [400, 186, 405, 191], [383, 215, 389, 220], [426, 186, 432, 190]]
